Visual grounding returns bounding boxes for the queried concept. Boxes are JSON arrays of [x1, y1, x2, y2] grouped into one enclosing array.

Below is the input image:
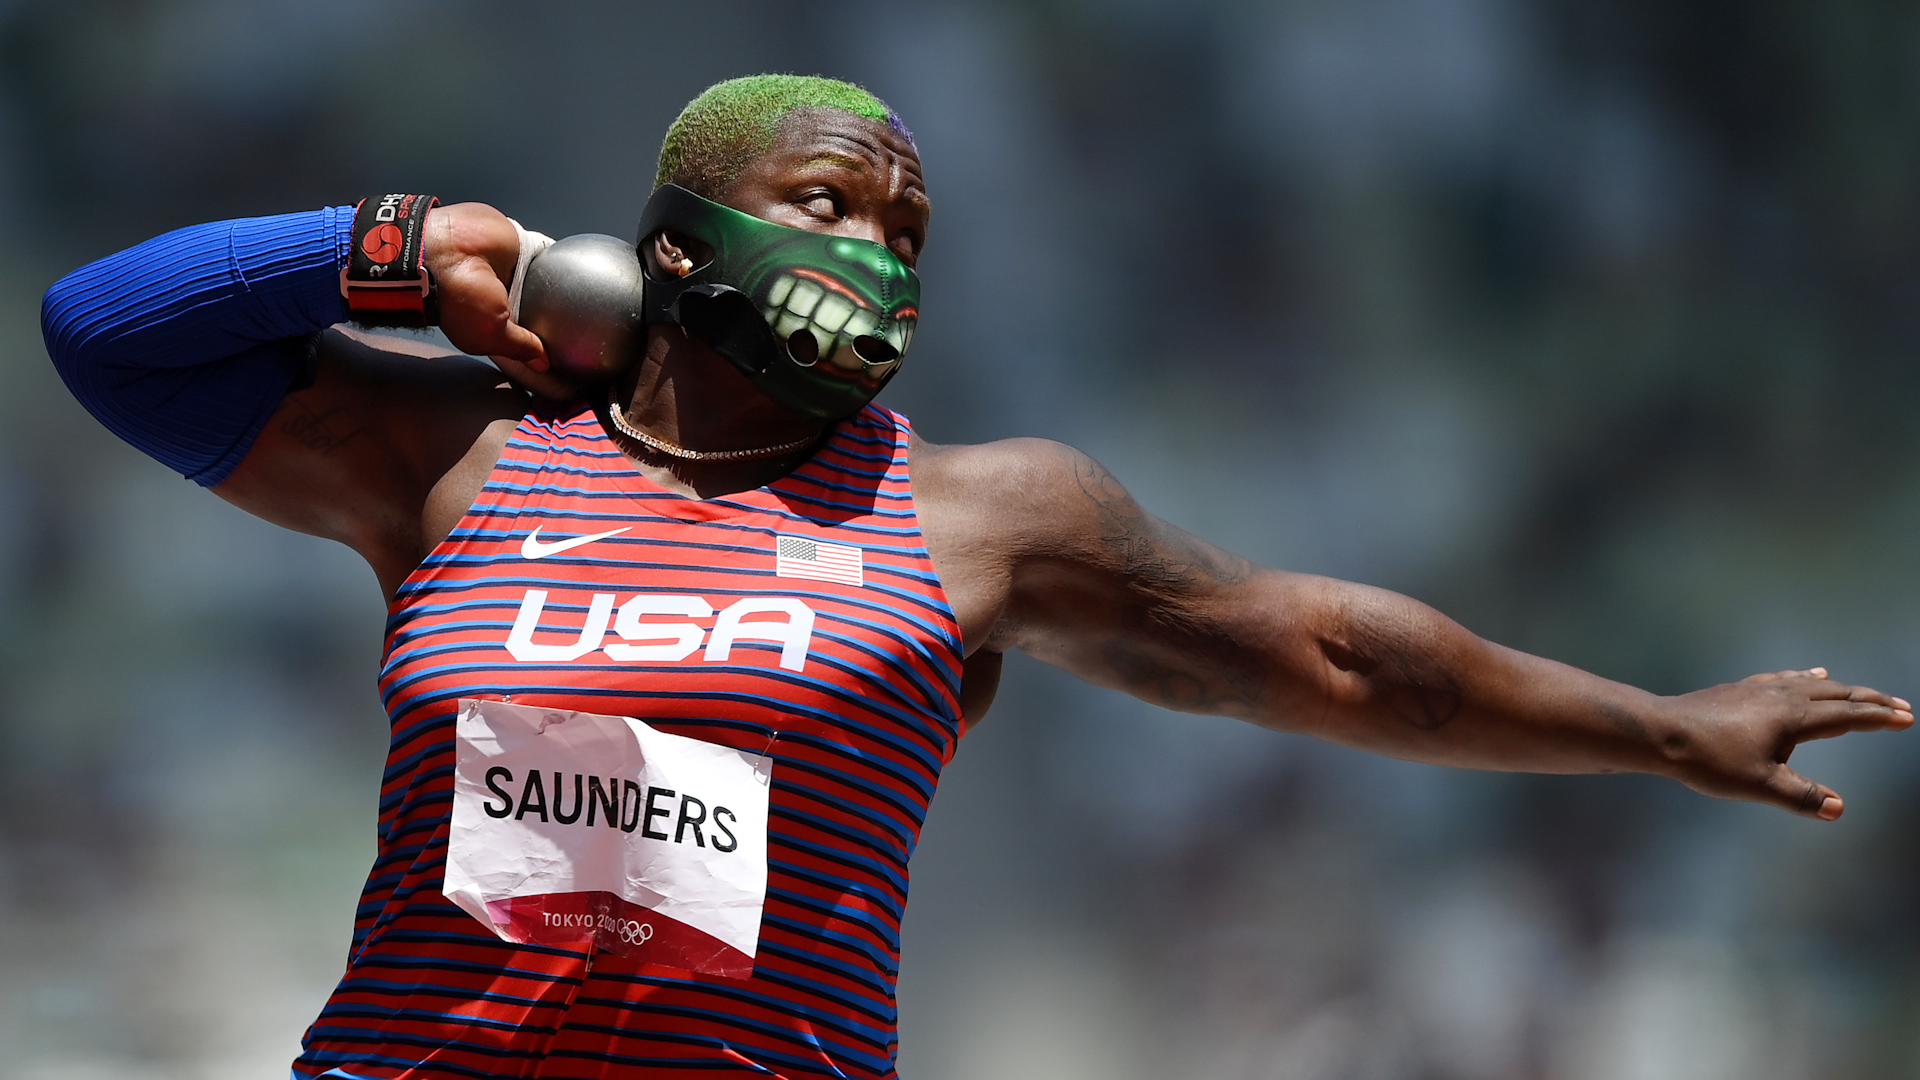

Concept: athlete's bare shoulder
[[910, 432, 1259, 661], [217, 326, 530, 596], [909, 434, 1089, 523], [908, 434, 1136, 649]]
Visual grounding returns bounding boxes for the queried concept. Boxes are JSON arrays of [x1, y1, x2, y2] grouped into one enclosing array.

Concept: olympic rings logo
[[545, 909, 654, 946]]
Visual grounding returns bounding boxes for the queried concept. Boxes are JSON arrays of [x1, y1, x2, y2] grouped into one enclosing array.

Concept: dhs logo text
[[373, 193, 413, 222], [506, 590, 815, 672]]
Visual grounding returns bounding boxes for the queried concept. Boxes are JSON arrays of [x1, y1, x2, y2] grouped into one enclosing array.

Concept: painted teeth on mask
[[811, 294, 855, 334], [785, 280, 824, 318], [763, 273, 900, 369], [771, 310, 810, 342], [883, 323, 913, 354], [767, 276, 795, 307]]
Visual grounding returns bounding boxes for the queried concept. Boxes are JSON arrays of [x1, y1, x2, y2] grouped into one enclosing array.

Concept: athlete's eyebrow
[[795, 151, 870, 174]]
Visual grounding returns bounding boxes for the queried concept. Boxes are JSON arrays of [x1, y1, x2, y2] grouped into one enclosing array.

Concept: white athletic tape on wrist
[[506, 219, 557, 324]]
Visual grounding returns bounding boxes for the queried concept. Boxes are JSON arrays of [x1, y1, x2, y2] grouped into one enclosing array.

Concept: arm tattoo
[[278, 398, 368, 458], [1063, 446, 1267, 715], [1066, 447, 1252, 589], [1323, 632, 1463, 731]]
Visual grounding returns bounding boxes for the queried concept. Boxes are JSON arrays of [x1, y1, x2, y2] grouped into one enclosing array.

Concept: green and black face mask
[[635, 184, 921, 422]]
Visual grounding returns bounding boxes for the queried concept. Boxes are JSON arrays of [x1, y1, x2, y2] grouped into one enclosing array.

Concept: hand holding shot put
[[40, 74, 1911, 1080]]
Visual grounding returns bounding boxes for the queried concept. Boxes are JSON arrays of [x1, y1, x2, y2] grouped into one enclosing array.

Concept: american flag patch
[[775, 535, 864, 587]]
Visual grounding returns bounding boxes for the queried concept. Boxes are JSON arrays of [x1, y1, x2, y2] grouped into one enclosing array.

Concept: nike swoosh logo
[[520, 525, 632, 560]]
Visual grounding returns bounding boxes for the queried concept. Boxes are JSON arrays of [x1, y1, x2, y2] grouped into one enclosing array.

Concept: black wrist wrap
[[342, 194, 439, 327]]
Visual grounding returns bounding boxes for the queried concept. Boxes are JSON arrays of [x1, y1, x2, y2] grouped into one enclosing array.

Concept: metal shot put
[[515, 233, 647, 384]]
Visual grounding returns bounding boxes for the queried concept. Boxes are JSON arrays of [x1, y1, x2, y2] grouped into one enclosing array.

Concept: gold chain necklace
[[604, 398, 819, 462]]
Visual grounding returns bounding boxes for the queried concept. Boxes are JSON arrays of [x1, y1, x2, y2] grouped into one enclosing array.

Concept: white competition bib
[[444, 698, 773, 978]]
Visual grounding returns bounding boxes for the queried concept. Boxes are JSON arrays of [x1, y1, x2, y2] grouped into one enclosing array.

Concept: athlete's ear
[[651, 231, 709, 278]]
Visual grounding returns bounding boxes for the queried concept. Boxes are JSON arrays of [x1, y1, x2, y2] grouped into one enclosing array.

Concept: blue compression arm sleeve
[[41, 206, 357, 486]]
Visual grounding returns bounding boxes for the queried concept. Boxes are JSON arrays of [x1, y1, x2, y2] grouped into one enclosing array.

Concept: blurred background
[[3, 0, 1920, 1077]]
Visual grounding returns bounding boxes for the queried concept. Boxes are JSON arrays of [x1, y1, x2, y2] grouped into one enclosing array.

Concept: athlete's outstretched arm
[[918, 438, 1912, 819]]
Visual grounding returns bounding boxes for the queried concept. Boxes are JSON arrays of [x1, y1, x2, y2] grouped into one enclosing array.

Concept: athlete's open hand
[[1657, 668, 1912, 819], [423, 202, 571, 400]]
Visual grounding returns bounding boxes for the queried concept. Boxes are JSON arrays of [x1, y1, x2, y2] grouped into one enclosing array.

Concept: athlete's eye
[[796, 192, 840, 220]]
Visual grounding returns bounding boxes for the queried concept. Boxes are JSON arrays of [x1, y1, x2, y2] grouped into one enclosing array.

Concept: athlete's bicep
[[995, 444, 1323, 720]]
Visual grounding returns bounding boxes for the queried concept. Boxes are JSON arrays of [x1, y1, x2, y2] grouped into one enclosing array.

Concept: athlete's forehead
[[725, 108, 930, 226]]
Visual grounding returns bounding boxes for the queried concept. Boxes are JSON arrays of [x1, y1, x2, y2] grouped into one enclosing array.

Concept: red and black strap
[[342, 194, 438, 327]]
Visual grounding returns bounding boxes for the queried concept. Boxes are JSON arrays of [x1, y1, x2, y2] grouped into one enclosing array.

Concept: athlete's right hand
[[423, 202, 573, 400]]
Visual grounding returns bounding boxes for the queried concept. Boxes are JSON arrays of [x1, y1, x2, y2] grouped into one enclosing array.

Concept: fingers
[[491, 318, 550, 369], [1759, 762, 1844, 821], [1779, 676, 1914, 739], [1733, 672, 1915, 740], [1789, 695, 1916, 743], [1796, 678, 1909, 709], [438, 259, 549, 366], [492, 352, 579, 402]]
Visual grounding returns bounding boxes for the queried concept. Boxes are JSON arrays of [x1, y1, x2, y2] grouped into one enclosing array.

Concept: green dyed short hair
[[655, 74, 913, 197]]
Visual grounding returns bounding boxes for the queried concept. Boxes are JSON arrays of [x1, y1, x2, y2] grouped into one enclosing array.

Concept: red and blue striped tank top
[[294, 401, 964, 1080]]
